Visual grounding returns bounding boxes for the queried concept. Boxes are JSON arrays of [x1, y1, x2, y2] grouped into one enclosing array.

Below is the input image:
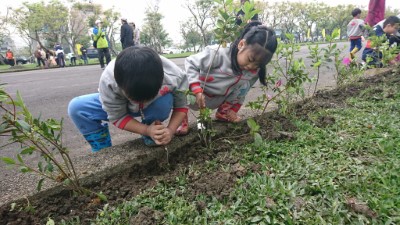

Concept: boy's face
[[384, 23, 400, 35]]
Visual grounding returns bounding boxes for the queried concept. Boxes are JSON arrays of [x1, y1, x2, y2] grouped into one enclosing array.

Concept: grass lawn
[[63, 72, 400, 224], [162, 52, 194, 59]]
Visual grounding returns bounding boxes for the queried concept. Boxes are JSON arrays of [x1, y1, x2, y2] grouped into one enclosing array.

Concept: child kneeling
[[68, 47, 188, 152], [179, 22, 277, 131]]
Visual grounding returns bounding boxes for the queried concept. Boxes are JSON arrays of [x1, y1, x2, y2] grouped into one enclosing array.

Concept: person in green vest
[[93, 19, 111, 69]]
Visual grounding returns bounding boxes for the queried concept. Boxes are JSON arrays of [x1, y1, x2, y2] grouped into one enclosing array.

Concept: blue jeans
[[68, 93, 173, 135], [350, 38, 362, 52]]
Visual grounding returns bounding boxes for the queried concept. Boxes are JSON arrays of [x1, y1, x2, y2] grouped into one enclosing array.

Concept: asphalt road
[[0, 42, 353, 204]]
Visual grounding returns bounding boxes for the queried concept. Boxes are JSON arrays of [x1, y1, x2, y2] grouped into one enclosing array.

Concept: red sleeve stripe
[[173, 108, 189, 114], [113, 115, 133, 129]]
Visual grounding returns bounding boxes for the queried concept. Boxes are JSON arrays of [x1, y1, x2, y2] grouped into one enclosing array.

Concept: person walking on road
[[120, 18, 134, 49], [93, 19, 111, 70]]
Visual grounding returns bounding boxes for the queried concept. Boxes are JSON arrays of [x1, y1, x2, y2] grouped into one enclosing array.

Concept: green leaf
[[250, 215, 263, 223], [14, 91, 25, 108], [21, 146, 35, 155], [97, 192, 108, 202], [254, 133, 263, 147], [17, 154, 24, 164], [37, 178, 45, 191], [46, 162, 54, 173], [1, 157, 16, 165], [20, 166, 31, 173], [46, 217, 55, 225], [38, 161, 43, 172], [16, 120, 31, 131], [0, 122, 8, 133]]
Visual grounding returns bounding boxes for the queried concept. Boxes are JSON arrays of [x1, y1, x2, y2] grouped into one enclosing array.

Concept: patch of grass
[[162, 52, 193, 59], [65, 74, 400, 224]]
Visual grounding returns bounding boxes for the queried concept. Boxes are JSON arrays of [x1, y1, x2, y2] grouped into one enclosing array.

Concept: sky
[[1, 0, 399, 47]]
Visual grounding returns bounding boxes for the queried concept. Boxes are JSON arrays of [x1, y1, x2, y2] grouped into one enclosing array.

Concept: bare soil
[[0, 69, 396, 224]]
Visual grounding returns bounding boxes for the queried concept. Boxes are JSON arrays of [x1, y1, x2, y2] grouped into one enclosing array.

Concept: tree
[[9, 0, 69, 51], [328, 5, 356, 39], [184, 0, 214, 47], [180, 20, 202, 52], [63, 3, 94, 55], [0, 7, 12, 47], [141, 3, 171, 53]]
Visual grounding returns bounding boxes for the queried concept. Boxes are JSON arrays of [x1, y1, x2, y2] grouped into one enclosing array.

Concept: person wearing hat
[[120, 18, 134, 49], [93, 19, 111, 69]]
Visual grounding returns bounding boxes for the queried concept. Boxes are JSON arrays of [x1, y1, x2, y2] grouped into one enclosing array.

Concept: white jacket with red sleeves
[[99, 56, 188, 126], [185, 46, 259, 109]]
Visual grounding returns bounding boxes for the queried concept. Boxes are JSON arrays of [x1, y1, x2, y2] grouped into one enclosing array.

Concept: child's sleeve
[[172, 73, 189, 114], [185, 47, 220, 94]]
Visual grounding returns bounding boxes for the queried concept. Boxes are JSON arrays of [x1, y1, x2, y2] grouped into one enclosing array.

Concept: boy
[[362, 16, 400, 66], [347, 8, 365, 60], [68, 47, 188, 152]]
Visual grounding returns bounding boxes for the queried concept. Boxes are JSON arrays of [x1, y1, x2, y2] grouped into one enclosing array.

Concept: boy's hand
[[195, 92, 206, 109], [146, 121, 165, 142], [154, 127, 173, 145], [146, 121, 173, 145]]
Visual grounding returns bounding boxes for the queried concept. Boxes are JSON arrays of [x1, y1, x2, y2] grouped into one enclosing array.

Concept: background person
[[346, 8, 366, 60], [93, 19, 111, 69], [80, 45, 89, 65], [120, 18, 134, 49], [35, 46, 46, 68], [5, 48, 15, 68], [129, 22, 141, 46], [362, 16, 400, 66]]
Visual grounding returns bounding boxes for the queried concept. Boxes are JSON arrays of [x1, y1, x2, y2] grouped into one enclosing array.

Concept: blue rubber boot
[[141, 135, 158, 147], [83, 124, 112, 152]]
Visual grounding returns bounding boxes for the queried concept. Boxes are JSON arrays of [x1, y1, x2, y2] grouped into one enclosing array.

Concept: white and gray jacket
[[185, 46, 259, 109], [99, 56, 188, 126]]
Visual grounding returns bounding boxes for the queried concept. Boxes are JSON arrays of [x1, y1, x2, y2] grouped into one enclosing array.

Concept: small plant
[[323, 28, 366, 86], [246, 118, 262, 146], [0, 84, 106, 201], [264, 34, 310, 116]]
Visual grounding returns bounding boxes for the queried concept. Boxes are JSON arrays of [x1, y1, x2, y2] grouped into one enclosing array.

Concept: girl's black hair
[[114, 46, 164, 102], [230, 21, 277, 86]]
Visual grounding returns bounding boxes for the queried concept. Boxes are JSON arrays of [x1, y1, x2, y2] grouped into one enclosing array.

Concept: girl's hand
[[195, 92, 206, 109]]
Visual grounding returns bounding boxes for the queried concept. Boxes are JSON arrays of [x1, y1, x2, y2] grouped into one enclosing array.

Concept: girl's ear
[[237, 39, 246, 52]]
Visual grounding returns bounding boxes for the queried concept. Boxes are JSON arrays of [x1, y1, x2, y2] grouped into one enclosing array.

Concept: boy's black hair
[[114, 46, 164, 102], [351, 8, 361, 17], [383, 16, 400, 28], [230, 21, 277, 86]]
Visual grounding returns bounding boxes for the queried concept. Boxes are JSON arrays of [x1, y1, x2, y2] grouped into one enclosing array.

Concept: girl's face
[[236, 39, 262, 71]]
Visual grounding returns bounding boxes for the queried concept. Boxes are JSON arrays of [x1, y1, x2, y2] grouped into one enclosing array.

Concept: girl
[[176, 22, 277, 135]]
